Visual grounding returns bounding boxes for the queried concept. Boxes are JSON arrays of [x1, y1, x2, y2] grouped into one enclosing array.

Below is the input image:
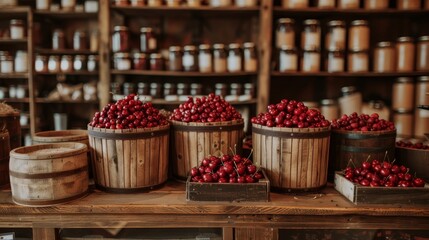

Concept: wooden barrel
[[0, 112, 21, 150], [170, 119, 244, 180], [252, 124, 331, 192], [87, 124, 170, 193], [395, 147, 429, 182], [9, 142, 89, 207], [0, 130, 10, 187], [33, 130, 89, 145], [328, 129, 396, 180]]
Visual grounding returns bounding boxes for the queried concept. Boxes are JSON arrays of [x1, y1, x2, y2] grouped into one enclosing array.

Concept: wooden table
[[1, 182, 428, 240]]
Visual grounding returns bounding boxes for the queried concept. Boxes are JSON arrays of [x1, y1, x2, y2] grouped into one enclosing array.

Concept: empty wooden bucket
[[87, 124, 170, 193], [252, 124, 331, 192], [0, 112, 21, 150], [0, 129, 10, 187], [9, 142, 89, 207], [170, 119, 244, 180]]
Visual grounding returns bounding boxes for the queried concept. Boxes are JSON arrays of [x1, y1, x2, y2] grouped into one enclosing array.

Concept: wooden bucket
[[252, 124, 331, 192], [170, 119, 244, 180], [0, 130, 10, 187], [395, 146, 429, 182], [87, 124, 170, 193], [0, 112, 21, 150], [328, 129, 396, 180], [9, 142, 89, 207]]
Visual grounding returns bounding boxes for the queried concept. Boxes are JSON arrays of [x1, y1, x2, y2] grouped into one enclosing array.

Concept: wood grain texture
[[235, 227, 278, 240], [0, 131, 10, 187], [33, 228, 57, 240], [0, 113, 21, 150]]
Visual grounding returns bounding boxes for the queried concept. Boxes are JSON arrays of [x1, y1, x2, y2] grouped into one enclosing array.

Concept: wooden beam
[[99, 0, 111, 109], [32, 228, 57, 240]]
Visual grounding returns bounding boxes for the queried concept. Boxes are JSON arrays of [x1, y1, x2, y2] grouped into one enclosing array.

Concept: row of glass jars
[[0, 85, 28, 99], [35, 0, 99, 12], [113, 42, 258, 72], [35, 54, 98, 73], [114, 0, 258, 7], [392, 76, 429, 112], [281, 0, 429, 9], [0, 51, 28, 74], [51, 29, 98, 51]]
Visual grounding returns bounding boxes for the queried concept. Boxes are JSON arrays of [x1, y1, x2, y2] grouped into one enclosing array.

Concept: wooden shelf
[[35, 98, 99, 104], [0, 6, 30, 18], [0, 73, 29, 79], [33, 10, 98, 19], [35, 71, 99, 76], [0, 38, 27, 44], [35, 48, 98, 55], [0, 98, 30, 103], [271, 71, 429, 78], [111, 70, 257, 77], [151, 98, 257, 105], [111, 5, 260, 16]]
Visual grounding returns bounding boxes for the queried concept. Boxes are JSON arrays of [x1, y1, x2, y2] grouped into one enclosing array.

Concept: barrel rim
[[12, 189, 89, 207], [0, 112, 20, 117], [252, 123, 330, 131], [171, 119, 244, 132], [395, 146, 429, 153], [10, 142, 88, 160], [170, 119, 244, 126], [332, 129, 397, 135], [33, 129, 88, 143], [87, 123, 170, 140]]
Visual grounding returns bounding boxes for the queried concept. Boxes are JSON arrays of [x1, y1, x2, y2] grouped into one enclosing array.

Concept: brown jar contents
[[133, 52, 148, 70], [52, 29, 65, 50], [396, 36, 415, 72], [150, 53, 163, 71], [168, 46, 182, 71]]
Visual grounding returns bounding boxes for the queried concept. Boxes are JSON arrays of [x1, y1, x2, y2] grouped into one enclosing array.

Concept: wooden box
[[186, 171, 270, 202], [334, 172, 429, 205]]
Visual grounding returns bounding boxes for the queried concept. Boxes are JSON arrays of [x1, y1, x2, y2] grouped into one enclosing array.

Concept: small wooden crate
[[186, 171, 270, 202], [334, 172, 429, 205]]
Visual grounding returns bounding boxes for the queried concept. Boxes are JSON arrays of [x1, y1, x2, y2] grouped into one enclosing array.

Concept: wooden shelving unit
[[111, 70, 257, 77], [33, 10, 98, 19]]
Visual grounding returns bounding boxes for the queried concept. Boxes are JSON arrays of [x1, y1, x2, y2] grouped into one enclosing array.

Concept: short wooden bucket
[[87, 124, 170, 193], [252, 124, 331, 192], [328, 129, 396, 179], [0, 130, 10, 187], [9, 142, 89, 207], [0, 112, 21, 150], [395, 146, 429, 182], [170, 119, 244, 180]]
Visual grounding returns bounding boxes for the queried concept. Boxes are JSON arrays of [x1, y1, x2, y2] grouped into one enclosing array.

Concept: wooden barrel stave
[[0, 113, 20, 150]]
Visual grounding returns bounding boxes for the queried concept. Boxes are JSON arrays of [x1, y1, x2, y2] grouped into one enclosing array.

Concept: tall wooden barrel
[[328, 129, 396, 179], [87, 124, 170, 193], [252, 124, 331, 192], [0, 130, 10, 187], [0, 112, 21, 150], [9, 142, 89, 207], [170, 119, 244, 180]]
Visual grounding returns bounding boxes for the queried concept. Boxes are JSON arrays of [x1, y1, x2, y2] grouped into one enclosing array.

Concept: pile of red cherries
[[331, 112, 395, 131], [396, 140, 429, 150]]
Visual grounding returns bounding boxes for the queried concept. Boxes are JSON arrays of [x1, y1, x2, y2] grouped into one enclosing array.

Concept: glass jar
[[177, 83, 189, 95], [186, 0, 201, 7], [339, 86, 362, 115], [114, 0, 129, 6], [10, 19, 25, 40], [0, 55, 13, 74], [35, 55, 48, 73], [417, 36, 429, 71], [137, 82, 150, 95], [338, 0, 360, 9], [397, 0, 421, 9], [227, 43, 242, 72], [148, 0, 162, 6], [373, 41, 395, 72], [84, 0, 99, 12], [230, 83, 243, 96], [14, 50, 28, 73], [393, 110, 414, 137], [112, 26, 129, 53], [326, 20, 346, 51], [244, 83, 255, 97], [215, 83, 228, 97], [190, 83, 203, 95], [364, 0, 389, 9], [301, 19, 321, 49], [416, 76, 429, 106], [281, 0, 309, 8], [36, 0, 51, 10], [414, 109, 429, 138], [362, 100, 390, 121], [198, 44, 213, 73], [113, 52, 131, 70], [326, 49, 344, 72], [87, 55, 98, 72], [183, 45, 198, 72], [163, 83, 176, 96], [73, 55, 86, 71], [73, 30, 87, 50], [52, 29, 65, 50], [243, 42, 257, 72], [15, 85, 27, 99], [131, 0, 145, 6], [316, 0, 335, 8], [150, 83, 162, 98], [396, 36, 415, 72], [61, 0, 76, 10], [123, 82, 135, 96], [213, 44, 227, 73], [348, 50, 369, 72], [209, 0, 232, 7], [8, 85, 16, 98], [392, 77, 414, 111], [60, 55, 73, 72], [320, 99, 339, 121], [168, 46, 182, 71], [0, 87, 8, 99], [166, 0, 181, 6], [111, 82, 121, 95], [48, 55, 60, 73], [133, 52, 148, 70], [150, 53, 164, 71], [349, 20, 370, 51], [301, 47, 320, 72], [235, 0, 257, 7], [276, 18, 295, 49], [140, 27, 157, 53], [279, 46, 297, 72]]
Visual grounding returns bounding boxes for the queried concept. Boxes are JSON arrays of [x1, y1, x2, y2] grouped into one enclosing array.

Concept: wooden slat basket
[[9, 142, 89, 207], [328, 129, 396, 180], [395, 146, 429, 182], [252, 124, 331, 192], [87, 124, 170, 193], [170, 119, 244, 181], [0, 112, 21, 150], [0, 129, 10, 187]]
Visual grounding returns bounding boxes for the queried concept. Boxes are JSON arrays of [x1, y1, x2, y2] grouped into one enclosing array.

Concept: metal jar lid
[[320, 99, 337, 106], [199, 44, 211, 50], [213, 43, 226, 50], [169, 46, 182, 52], [395, 77, 414, 83], [150, 53, 162, 59], [228, 43, 241, 49], [183, 45, 197, 51], [327, 20, 345, 27], [140, 27, 153, 33], [303, 19, 319, 26], [177, 83, 189, 89], [397, 36, 414, 43], [418, 36, 429, 42], [243, 42, 256, 49], [190, 83, 202, 88], [418, 76, 429, 82], [215, 83, 228, 88], [350, 20, 368, 27], [114, 52, 130, 58], [278, 18, 295, 25], [376, 41, 394, 48], [113, 26, 128, 32], [341, 86, 358, 95]]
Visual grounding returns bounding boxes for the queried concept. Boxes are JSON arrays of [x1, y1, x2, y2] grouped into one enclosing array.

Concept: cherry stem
[[384, 151, 390, 163], [347, 158, 357, 168], [365, 155, 371, 163], [246, 148, 254, 161]]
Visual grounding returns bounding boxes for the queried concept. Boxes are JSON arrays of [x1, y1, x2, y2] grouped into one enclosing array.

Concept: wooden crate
[[334, 172, 429, 205], [186, 171, 270, 202]]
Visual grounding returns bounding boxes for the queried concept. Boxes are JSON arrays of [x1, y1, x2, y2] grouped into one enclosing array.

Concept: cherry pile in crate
[[251, 99, 330, 128], [396, 140, 429, 150], [190, 154, 263, 183], [331, 112, 395, 131], [343, 159, 425, 187], [89, 94, 168, 129], [170, 93, 242, 123]]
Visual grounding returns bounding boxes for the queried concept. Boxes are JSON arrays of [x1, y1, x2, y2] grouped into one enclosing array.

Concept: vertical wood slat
[[33, 228, 57, 240], [235, 227, 278, 240]]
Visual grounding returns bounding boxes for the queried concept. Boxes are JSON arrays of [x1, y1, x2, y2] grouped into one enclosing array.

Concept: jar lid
[[61, 55, 73, 60], [36, 54, 48, 60], [243, 42, 256, 49], [150, 82, 160, 88], [368, 100, 385, 109], [244, 83, 254, 88], [397, 36, 414, 42], [395, 77, 413, 83], [113, 26, 128, 31], [320, 99, 337, 106], [150, 53, 162, 59], [418, 36, 429, 42], [215, 83, 228, 88], [177, 83, 189, 88], [74, 30, 86, 37], [302, 46, 320, 52], [213, 43, 226, 49], [230, 83, 242, 89], [169, 46, 182, 52], [184, 45, 197, 51], [88, 55, 98, 60], [278, 18, 295, 24], [133, 52, 147, 58], [303, 19, 319, 26], [228, 43, 241, 49], [140, 27, 153, 33], [74, 55, 86, 59], [114, 52, 130, 58], [53, 29, 65, 36], [351, 20, 368, 26], [199, 44, 211, 50], [164, 83, 175, 88], [190, 83, 202, 88], [376, 41, 393, 48], [280, 45, 297, 51], [123, 82, 135, 87], [138, 82, 149, 87], [327, 20, 345, 27], [49, 55, 60, 59], [393, 109, 413, 114], [341, 86, 358, 95], [10, 19, 24, 25], [418, 76, 429, 82]]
